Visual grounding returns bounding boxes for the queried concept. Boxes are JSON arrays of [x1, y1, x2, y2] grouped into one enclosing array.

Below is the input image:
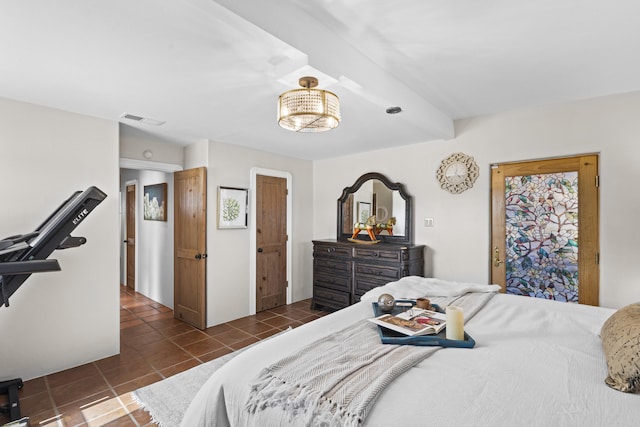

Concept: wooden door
[[174, 167, 207, 329], [490, 155, 599, 305], [125, 184, 136, 291], [256, 175, 287, 312]]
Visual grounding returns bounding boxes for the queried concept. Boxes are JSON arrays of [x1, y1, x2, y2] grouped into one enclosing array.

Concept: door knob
[[493, 247, 505, 267], [195, 253, 202, 260], [257, 248, 263, 253]]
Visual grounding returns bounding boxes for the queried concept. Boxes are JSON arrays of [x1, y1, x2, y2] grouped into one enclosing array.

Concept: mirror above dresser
[[337, 172, 414, 245], [312, 172, 424, 311]]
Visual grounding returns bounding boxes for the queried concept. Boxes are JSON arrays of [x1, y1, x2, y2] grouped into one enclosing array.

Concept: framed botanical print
[[217, 186, 248, 229]]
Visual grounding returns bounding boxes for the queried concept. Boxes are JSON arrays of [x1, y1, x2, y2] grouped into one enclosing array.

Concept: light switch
[[424, 218, 434, 227]]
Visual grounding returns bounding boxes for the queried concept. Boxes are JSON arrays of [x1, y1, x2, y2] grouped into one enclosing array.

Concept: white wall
[[313, 91, 640, 309], [206, 141, 314, 326], [120, 169, 175, 307], [185, 140, 209, 169], [119, 124, 185, 165], [0, 97, 119, 381]]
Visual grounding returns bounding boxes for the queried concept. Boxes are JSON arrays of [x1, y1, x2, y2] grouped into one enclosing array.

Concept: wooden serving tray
[[371, 300, 476, 348]]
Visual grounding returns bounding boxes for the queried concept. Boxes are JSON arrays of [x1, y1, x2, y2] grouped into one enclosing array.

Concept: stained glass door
[[490, 155, 600, 306]]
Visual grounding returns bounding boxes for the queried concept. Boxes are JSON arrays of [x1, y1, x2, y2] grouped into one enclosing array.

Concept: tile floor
[[1, 286, 326, 427]]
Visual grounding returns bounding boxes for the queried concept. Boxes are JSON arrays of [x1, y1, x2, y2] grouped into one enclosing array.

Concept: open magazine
[[369, 307, 447, 336]]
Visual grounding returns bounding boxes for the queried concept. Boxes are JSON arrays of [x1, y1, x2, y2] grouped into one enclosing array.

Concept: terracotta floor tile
[[159, 358, 201, 378], [197, 347, 235, 363], [86, 407, 135, 427], [227, 336, 260, 351], [144, 317, 184, 330], [142, 311, 175, 322], [231, 320, 275, 335], [50, 374, 111, 407], [202, 322, 235, 337], [135, 340, 182, 358], [101, 359, 156, 388], [226, 315, 260, 329], [17, 391, 54, 419], [129, 406, 154, 425], [158, 322, 197, 337], [169, 329, 210, 347], [210, 328, 253, 346], [255, 328, 286, 340], [280, 308, 316, 321], [121, 330, 166, 350], [182, 337, 226, 357], [113, 373, 163, 396], [56, 390, 118, 426], [47, 363, 101, 389], [254, 310, 279, 321], [261, 314, 301, 328], [267, 304, 298, 315], [20, 376, 47, 397], [120, 318, 145, 329], [20, 289, 319, 426], [121, 322, 156, 336], [146, 348, 194, 370]]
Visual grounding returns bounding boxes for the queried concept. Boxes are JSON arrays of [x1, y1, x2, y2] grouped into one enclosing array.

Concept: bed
[[180, 277, 640, 427]]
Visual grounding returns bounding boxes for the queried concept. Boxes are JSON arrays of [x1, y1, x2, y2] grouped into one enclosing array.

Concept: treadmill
[[0, 186, 106, 425]]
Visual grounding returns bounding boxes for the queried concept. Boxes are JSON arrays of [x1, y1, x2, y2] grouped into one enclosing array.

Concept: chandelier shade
[[278, 76, 340, 132]]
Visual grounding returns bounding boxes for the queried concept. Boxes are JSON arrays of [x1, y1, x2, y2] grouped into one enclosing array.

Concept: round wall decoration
[[436, 152, 480, 194]]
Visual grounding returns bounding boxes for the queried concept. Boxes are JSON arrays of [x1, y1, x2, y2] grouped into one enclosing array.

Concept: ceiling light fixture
[[278, 76, 340, 132]]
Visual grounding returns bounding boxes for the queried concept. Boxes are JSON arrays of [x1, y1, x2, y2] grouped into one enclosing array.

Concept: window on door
[[490, 155, 599, 305]]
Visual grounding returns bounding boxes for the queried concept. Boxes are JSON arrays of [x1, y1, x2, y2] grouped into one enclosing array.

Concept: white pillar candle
[[446, 306, 464, 341]]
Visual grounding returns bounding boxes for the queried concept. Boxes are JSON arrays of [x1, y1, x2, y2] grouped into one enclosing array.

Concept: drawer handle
[[326, 247, 335, 253]]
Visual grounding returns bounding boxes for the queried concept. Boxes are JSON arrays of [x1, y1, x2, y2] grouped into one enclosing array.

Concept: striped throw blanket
[[246, 292, 495, 426]]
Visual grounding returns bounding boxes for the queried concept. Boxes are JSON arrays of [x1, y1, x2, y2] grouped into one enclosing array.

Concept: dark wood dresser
[[312, 239, 425, 311]]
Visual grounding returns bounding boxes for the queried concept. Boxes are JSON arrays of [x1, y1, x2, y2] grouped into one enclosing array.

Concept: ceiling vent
[[120, 113, 166, 126]]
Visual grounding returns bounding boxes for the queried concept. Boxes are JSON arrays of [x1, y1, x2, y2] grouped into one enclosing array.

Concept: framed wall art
[[217, 186, 248, 229], [143, 183, 167, 221], [357, 201, 371, 223]]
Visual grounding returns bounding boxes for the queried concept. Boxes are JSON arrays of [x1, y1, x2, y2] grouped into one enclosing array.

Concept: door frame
[[490, 154, 599, 305], [249, 167, 292, 315], [124, 179, 138, 290], [119, 158, 183, 299]]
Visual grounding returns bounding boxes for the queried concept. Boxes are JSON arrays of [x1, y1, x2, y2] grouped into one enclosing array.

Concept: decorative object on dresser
[[314, 171, 424, 311]]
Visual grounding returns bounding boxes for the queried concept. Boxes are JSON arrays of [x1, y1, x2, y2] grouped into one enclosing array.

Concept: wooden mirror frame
[[336, 172, 414, 245]]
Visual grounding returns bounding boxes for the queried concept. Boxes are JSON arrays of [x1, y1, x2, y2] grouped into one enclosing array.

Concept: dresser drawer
[[354, 263, 400, 281], [353, 247, 405, 263], [313, 287, 350, 310], [314, 257, 351, 276], [314, 273, 350, 292], [314, 244, 352, 259], [353, 276, 390, 300]]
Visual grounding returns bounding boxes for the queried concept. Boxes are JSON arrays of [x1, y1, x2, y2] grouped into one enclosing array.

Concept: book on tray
[[368, 307, 447, 336]]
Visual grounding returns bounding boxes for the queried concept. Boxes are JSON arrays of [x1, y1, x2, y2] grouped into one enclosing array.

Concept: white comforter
[[181, 278, 639, 427]]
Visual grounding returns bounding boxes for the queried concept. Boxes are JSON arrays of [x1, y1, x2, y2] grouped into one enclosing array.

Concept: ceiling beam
[[214, 0, 454, 140]]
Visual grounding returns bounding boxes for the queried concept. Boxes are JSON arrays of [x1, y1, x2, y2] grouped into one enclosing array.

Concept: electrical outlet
[[424, 217, 434, 227]]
